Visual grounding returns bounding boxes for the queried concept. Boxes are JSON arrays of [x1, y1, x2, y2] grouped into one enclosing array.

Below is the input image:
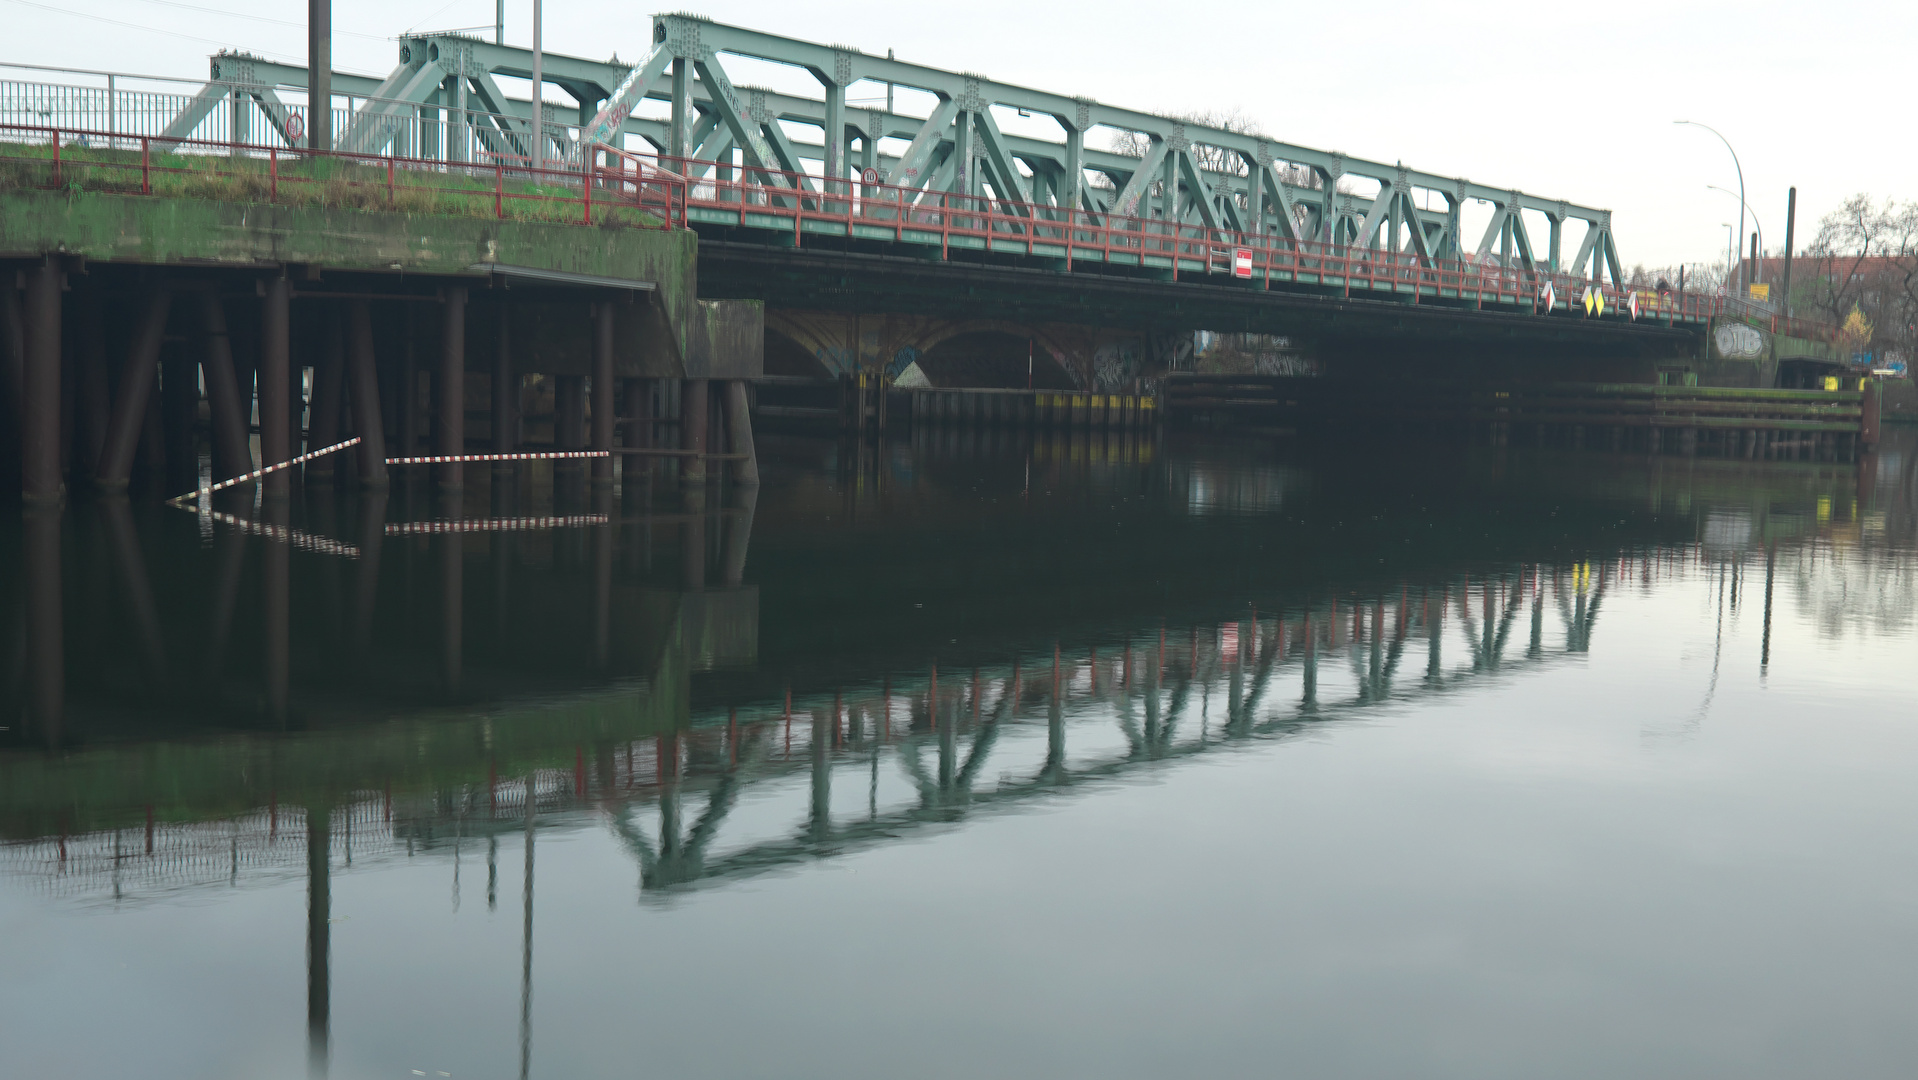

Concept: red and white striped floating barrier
[[167, 437, 363, 505], [385, 514, 610, 535], [384, 450, 610, 465], [201, 509, 363, 558]]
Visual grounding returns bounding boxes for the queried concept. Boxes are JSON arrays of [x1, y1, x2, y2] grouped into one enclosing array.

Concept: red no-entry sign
[[1233, 248, 1253, 278]]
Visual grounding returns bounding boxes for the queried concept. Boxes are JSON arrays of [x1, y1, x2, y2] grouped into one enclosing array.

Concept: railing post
[[387, 156, 395, 205], [141, 136, 150, 195], [583, 153, 593, 225], [269, 146, 277, 201], [496, 162, 504, 218], [51, 131, 60, 187]]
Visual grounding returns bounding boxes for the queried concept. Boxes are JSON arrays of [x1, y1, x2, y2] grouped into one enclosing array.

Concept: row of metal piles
[[0, 260, 761, 504]]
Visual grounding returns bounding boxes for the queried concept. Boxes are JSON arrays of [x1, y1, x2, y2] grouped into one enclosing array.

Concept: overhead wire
[[0, 0, 279, 56]]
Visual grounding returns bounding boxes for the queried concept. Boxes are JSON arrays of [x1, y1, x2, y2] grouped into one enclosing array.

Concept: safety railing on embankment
[[0, 122, 684, 230], [1162, 374, 1881, 461]]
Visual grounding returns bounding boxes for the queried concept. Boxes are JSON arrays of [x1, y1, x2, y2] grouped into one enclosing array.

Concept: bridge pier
[[20, 261, 62, 504]]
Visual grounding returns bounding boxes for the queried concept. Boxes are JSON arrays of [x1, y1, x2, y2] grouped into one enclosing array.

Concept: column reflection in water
[[306, 804, 331, 1078], [261, 497, 291, 726], [98, 497, 167, 681], [23, 503, 62, 746], [204, 500, 249, 681], [492, 465, 516, 650], [519, 779, 535, 1080], [440, 492, 462, 695], [593, 484, 613, 670], [721, 485, 756, 588], [352, 488, 389, 667]]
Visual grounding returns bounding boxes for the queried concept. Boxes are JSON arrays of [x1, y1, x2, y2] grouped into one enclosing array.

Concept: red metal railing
[[0, 122, 685, 231], [652, 153, 1843, 335]]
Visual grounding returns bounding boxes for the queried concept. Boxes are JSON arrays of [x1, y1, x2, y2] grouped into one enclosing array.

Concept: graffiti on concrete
[[1713, 322, 1766, 361], [1092, 339, 1142, 391]]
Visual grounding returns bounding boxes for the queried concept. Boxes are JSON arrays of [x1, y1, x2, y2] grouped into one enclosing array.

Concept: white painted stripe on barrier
[[384, 451, 611, 465], [385, 515, 610, 535], [167, 437, 363, 505]]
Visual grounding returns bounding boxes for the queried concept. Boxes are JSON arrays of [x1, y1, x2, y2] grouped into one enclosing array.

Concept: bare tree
[[1797, 195, 1918, 357]]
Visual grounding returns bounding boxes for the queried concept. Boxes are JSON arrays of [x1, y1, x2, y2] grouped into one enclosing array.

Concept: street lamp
[[1707, 184, 1762, 286], [1723, 224, 1735, 291], [1676, 120, 1746, 291]]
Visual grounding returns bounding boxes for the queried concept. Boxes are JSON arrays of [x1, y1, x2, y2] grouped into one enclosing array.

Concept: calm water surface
[[2, 430, 1916, 1079]]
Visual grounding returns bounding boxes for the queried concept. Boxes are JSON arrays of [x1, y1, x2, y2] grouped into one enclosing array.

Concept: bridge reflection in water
[[0, 431, 1911, 1075]]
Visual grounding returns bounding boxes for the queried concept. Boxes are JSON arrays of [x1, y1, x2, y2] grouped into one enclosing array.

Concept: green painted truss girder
[[177, 16, 1622, 278]]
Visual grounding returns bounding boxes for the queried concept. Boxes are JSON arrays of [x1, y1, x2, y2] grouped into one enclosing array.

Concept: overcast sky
[[3, 0, 1907, 270]]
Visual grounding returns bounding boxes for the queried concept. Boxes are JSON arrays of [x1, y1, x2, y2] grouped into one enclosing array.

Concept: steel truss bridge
[[5, 15, 1678, 321]]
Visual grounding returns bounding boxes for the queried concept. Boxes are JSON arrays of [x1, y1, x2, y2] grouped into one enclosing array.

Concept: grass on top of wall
[[0, 139, 666, 228]]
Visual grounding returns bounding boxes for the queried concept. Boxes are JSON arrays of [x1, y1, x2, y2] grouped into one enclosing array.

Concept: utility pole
[[1782, 187, 1797, 318], [307, 0, 331, 151], [530, 0, 543, 172]]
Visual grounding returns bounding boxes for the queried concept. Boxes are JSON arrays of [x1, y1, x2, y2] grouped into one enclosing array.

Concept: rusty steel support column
[[23, 502, 62, 745], [681, 378, 708, 486], [260, 277, 292, 499], [591, 301, 614, 484], [160, 335, 196, 495], [74, 293, 110, 481], [345, 301, 388, 488], [198, 293, 252, 483], [1, 284, 23, 427], [437, 287, 467, 489], [96, 287, 171, 489], [492, 298, 517, 454], [22, 262, 65, 504], [723, 379, 759, 486], [398, 313, 421, 455], [307, 307, 346, 482], [555, 375, 585, 451]]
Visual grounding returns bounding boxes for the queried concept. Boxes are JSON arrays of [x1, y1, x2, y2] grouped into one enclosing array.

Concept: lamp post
[[1707, 184, 1762, 287], [1724, 224, 1736, 292], [1677, 120, 1746, 291]]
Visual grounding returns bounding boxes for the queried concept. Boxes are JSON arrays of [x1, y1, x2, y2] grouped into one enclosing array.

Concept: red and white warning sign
[[1233, 248, 1253, 278]]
